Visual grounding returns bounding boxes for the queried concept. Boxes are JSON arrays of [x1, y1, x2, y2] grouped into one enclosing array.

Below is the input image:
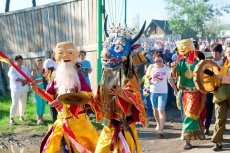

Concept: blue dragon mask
[[101, 16, 146, 69]]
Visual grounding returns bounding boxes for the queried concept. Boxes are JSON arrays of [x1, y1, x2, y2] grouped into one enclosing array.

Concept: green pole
[[97, 0, 103, 84], [124, 0, 127, 24]]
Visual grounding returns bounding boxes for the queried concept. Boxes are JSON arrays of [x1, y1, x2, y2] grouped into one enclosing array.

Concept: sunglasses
[[155, 60, 163, 63]]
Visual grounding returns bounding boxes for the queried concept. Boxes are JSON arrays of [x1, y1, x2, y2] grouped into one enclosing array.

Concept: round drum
[[194, 60, 220, 93], [58, 92, 89, 105]]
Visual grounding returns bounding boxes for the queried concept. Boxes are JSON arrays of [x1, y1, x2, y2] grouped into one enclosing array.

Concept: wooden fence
[[0, 0, 99, 93]]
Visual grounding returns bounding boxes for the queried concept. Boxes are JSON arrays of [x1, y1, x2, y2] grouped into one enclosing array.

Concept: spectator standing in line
[[77, 50, 95, 118], [163, 47, 173, 64], [77, 50, 92, 87], [31, 59, 46, 125], [204, 44, 211, 53], [43, 59, 58, 123], [172, 47, 179, 62], [8, 55, 31, 125]]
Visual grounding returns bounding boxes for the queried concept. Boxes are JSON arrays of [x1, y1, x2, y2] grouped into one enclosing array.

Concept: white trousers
[[10, 91, 28, 118]]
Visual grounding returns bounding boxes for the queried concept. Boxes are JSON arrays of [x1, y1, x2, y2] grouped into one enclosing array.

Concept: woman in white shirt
[[146, 53, 177, 138], [8, 55, 31, 125]]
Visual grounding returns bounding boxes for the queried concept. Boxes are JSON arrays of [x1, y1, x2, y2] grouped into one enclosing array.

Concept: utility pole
[[97, 0, 103, 84], [124, 0, 127, 24], [5, 0, 10, 12], [32, 0, 36, 7]]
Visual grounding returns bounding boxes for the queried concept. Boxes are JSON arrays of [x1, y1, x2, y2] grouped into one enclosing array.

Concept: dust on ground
[[1, 108, 230, 153]]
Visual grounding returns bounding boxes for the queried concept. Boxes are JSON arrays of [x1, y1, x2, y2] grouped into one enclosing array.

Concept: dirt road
[[1, 109, 230, 153]]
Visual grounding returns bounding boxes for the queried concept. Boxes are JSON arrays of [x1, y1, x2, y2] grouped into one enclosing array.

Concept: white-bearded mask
[[55, 61, 81, 95]]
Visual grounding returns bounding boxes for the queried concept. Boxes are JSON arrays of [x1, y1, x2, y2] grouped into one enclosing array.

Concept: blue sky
[[0, 0, 229, 26]]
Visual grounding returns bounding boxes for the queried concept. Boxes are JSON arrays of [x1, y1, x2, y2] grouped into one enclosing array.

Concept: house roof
[[144, 19, 170, 37]]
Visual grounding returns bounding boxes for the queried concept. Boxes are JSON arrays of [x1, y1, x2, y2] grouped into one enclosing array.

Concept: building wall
[[0, 0, 99, 92]]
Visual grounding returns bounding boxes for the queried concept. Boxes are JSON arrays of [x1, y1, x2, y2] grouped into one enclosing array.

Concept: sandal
[[204, 129, 210, 135], [155, 125, 159, 131], [9, 119, 15, 125], [158, 133, 164, 139], [212, 143, 222, 151], [37, 119, 44, 125], [183, 143, 192, 150]]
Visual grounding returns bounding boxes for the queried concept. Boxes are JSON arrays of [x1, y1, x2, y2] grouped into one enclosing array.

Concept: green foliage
[[0, 92, 52, 136], [0, 92, 102, 136], [166, 0, 229, 39]]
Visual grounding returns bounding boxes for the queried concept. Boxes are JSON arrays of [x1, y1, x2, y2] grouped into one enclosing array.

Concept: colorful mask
[[101, 16, 146, 69], [53, 42, 79, 65], [177, 39, 195, 56]]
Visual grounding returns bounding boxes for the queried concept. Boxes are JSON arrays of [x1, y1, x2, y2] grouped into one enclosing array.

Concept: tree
[[166, 0, 229, 39], [5, 0, 10, 12]]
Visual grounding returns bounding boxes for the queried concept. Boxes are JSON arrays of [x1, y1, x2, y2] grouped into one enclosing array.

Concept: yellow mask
[[53, 42, 78, 65], [177, 39, 195, 56]]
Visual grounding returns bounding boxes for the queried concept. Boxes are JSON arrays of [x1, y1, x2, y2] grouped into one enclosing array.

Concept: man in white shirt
[[8, 55, 31, 125]]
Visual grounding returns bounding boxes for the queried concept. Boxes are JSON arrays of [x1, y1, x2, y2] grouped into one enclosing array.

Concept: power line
[[107, 0, 114, 24], [118, 0, 124, 24]]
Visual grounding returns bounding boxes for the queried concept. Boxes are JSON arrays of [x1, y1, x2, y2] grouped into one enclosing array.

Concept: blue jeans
[[143, 96, 154, 117], [165, 83, 175, 110], [141, 89, 154, 118], [150, 93, 168, 110], [205, 93, 214, 129]]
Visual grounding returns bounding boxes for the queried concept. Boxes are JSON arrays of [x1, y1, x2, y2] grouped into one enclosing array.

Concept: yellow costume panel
[[95, 122, 141, 153], [42, 113, 99, 153]]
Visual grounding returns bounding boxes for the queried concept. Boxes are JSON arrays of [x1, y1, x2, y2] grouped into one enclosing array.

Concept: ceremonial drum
[[194, 60, 220, 93], [58, 92, 89, 105]]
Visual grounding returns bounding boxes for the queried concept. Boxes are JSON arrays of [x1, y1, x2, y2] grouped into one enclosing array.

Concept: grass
[[0, 92, 53, 136], [0, 91, 102, 136]]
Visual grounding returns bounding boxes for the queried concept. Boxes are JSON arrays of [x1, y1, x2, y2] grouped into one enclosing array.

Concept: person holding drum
[[204, 43, 223, 135], [171, 39, 206, 150], [211, 45, 230, 151]]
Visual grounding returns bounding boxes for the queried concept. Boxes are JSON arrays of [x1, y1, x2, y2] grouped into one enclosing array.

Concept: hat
[[43, 59, 57, 69]]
